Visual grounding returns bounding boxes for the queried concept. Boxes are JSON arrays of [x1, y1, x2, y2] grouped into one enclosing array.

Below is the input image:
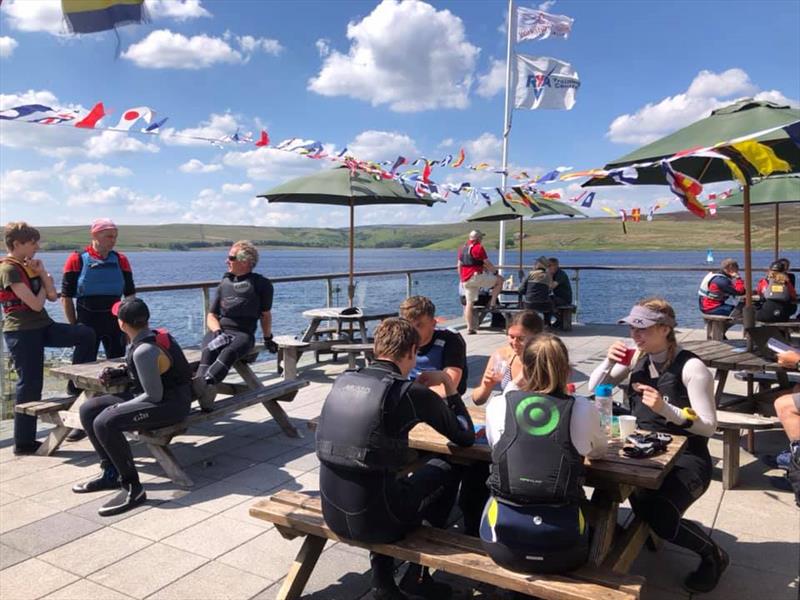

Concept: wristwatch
[[678, 407, 698, 429]]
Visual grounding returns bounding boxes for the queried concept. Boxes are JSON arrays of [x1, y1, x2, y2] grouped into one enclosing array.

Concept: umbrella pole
[[518, 217, 524, 283], [348, 198, 355, 307], [774, 203, 780, 260], [743, 183, 755, 338]]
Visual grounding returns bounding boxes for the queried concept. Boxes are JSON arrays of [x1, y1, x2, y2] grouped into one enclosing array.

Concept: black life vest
[[126, 328, 192, 395], [316, 368, 415, 472], [762, 279, 791, 302], [522, 269, 551, 305], [0, 257, 42, 315], [218, 273, 263, 321], [489, 390, 584, 505], [460, 242, 483, 268], [627, 349, 708, 454]]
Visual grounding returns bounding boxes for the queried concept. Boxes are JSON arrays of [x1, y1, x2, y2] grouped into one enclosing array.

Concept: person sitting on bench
[[589, 298, 728, 593], [698, 258, 746, 318], [519, 256, 556, 327], [547, 257, 572, 330], [193, 241, 277, 410], [481, 333, 606, 574], [72, 298, 192, 516], [755, 260, 797, 323], [774, 346, 800, 506], [316, 317, 475, 600]]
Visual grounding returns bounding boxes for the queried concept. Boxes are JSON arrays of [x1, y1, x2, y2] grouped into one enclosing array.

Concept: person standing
[[457, 230, 502, 335], [1, 222, 95, 454], [547, 257, 572, 329], [193, 241, 277, 411], [61, 218, 135, 441]]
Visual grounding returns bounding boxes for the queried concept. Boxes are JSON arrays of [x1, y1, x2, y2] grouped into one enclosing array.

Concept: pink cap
[[90, 218, 117, 234]]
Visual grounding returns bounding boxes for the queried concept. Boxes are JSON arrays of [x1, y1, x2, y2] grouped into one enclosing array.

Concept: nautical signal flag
[[0, 104, 54, 120], [631, 208, 641, 222], [75, 102, 106, 129], [62, 0, 147, 35], [113, 106, 153, 130], [661, 161, 707, 218], [452, 148, 465, 167]]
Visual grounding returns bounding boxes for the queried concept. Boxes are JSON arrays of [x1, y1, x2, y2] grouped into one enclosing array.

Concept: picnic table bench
[[716, 410, 782, 489], [701, 314, 741, 341], [329, 342, 374, 369], [34, 348, 308, 486], [250, 489, 644, 600], [491, 292, 577, 331]]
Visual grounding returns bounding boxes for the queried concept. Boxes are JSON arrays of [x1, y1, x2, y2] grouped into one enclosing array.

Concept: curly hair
[[232, 240, 259, 267]]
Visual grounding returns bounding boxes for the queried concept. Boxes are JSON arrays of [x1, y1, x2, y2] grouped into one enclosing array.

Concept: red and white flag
[[75, 102, 106, 129], [113, 106, 153, 130]]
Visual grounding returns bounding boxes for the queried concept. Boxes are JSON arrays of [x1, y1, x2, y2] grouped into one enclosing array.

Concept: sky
[[1, 0, 798, 229]]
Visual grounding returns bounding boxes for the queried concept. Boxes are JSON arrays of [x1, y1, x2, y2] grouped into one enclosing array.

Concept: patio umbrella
[[258, 166, 440, 306], [584, 99, 800, 326], [717, 175, 800, 259], [466, 200, 585, 280]]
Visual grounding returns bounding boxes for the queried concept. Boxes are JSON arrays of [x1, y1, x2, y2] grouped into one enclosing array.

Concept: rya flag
[[514, 55, 580, 110], [516, 7, 574, 42]]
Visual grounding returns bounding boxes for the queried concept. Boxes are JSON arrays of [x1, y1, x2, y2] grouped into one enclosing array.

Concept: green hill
[[36, 206, 799, 252]]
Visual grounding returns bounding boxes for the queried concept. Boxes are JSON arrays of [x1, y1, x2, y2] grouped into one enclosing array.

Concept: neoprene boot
[[72, 463, 120, 493], [98, 481, 146, 517], [786, 451, 800, 507], [683, 543, 730, 593], [399, 564, 453, 600]]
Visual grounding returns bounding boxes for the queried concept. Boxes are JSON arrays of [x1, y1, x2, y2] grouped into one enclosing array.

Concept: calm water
[[35, 247, 798, 352]]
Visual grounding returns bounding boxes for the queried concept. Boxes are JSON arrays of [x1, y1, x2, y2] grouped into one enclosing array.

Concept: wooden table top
[[409, 406, 687, 491], [302, 308, 397, 321], [681, 339, 779, 372]]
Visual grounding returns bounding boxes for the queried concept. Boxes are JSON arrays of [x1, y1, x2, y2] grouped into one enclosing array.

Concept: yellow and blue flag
[[62, 0, 147, 35]]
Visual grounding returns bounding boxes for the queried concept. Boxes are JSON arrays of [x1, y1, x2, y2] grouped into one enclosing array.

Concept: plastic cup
[[618, 340, 638, 366], [491, 352, 508, 379], [618, 415, 637, 439]]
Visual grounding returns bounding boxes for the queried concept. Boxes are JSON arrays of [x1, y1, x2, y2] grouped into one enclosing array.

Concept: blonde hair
[[399, 296, 435, 320], [232, 240, 259, 266], [373, 317, 420, 361], [520, 334, 571, 395], [5, 222, 40, 252], [767, 269, 788, 284], [637, 297, 677, 367]]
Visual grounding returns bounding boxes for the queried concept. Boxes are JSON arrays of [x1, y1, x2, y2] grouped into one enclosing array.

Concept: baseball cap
[[112, 298, 150, 326], [617, 305, 676, 329], [468, 229, 484, 240]]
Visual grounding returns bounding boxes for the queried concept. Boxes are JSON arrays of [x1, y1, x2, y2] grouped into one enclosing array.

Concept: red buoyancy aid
[[0, 257, 40, 315]]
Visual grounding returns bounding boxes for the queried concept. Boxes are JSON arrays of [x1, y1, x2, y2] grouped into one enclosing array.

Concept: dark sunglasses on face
[[227, 255, 240, 262]]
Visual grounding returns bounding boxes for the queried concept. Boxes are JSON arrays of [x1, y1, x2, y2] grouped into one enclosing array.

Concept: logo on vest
[[515, 395, 560, 436], [232, 281, 253, 293], [342, 384, 371, 397]]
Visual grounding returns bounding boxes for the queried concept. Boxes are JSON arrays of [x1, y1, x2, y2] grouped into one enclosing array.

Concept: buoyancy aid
[[488, 390, 584, 505], [76, 250, 125, 298], [460, 242, 483, 268], [697, 271, 725, 300], [316, 369, 415, 472], [627, 349, 708, 455], [218, 273, 263, 321], [0, 257, 41, 314], [409, 335, 446, 380], [126, 328, 192, 395], [763, 279, 791, 302]]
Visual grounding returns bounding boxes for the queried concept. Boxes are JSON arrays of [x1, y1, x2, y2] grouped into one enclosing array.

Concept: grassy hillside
[[36, 205, 799, 252]]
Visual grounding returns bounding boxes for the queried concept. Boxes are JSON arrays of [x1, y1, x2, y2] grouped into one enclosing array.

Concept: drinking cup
[[618, 340, 638, 366], [618, 415, 637, 439], [491, 352, 508, 380]]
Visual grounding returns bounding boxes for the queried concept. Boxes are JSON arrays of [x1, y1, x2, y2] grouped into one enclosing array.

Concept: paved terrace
[[1, 323, 797, 600]]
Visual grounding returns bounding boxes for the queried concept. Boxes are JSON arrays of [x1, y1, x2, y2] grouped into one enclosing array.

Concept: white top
[[588, 347, 717, 438], [485, 382, 608, 459]]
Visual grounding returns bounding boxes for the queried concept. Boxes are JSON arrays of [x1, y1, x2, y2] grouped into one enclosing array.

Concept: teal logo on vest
[[515, 395, 560, 436]]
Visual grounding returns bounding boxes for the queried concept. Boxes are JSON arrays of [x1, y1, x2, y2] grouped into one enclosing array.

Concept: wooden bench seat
[[717, 410, 782, 489], [250, 489, 644, 600], [274, 336, 311, 380], [329, 343, 374, 369], [15, 395, 76, 417], [702, 314, 741, 341]]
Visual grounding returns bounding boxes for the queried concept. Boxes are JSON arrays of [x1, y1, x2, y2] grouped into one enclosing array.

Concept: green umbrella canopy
[[585, 100, 800, 187], [258, 166, 440, 206], [466, 199, 585, 221], [718, 175, 800, 206]]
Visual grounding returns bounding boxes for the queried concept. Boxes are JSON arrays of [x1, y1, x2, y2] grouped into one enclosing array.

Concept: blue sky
[[1, 0, 798, 228]]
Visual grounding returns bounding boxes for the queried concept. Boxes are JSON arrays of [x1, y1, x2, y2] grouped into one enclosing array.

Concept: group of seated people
[[699, 256, 798, 322]]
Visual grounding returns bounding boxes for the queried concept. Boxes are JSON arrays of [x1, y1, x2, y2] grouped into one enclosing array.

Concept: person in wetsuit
[[481, 334, 607, 574], [72, 298, 192, 517], [519, 256, 556, 327], [589, 298, 728, 594], [316, 317, 475, 600], [193, 240, 276, 410], [755, 260, 797, 322]]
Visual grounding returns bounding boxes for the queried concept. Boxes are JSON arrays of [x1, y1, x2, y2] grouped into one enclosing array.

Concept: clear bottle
[[594, 384, 614, 437]]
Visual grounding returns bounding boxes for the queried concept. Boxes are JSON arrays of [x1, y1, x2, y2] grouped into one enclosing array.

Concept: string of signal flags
[[2, 100, 797, 221]]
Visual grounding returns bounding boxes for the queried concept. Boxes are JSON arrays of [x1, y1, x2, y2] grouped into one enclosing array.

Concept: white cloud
[[122, 29, 282, 69], [0, 36, 19, 58], [607, 68, 799, 144], [222, 182, 254, 195], [147, 0, 212, 21], [222, 147, 324, 181], [67, 186, 129, 207], [347, 131, 419, 162], [161, 113, 240, 146], [463, 132, 502, 164], [2, 0, 65, 35], [84, 130, 160, 158], [0, 167, 55, 204], [538, 1, 557, 11], [308, 0, 479, 112], [754, 89, 798, 106], [0, 89, 60, 110], [64, 163, 132, 190], [476, 58, 505, 98], [127, 193, 180, 215], [438, 138, 454, 149], [179, 158, 223, 173], [315, 38, 331, 57]]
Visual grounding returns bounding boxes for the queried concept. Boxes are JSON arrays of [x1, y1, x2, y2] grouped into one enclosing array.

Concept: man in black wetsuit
[[71, 298, 192, 516], [316, 317, 475, 600]]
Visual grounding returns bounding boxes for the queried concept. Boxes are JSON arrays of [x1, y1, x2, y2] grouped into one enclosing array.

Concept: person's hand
[[481, 371, 502, 388], [776, 349, 800, 370], [417, 370, 455, 395], [263, 335, 278, 353], [26, 258, 44, 275], [632, 383, 665, 413], [607, 340, 628, 363]]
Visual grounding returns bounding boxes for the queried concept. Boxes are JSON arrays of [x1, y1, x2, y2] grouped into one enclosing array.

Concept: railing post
[[325, 278, 333, 307], [573, 268, 580, 321], [201, 286, 210, 334], [406, 272, 413, 298]]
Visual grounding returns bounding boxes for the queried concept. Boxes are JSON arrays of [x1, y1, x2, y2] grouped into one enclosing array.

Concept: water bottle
[[594, 384, 614, 437]]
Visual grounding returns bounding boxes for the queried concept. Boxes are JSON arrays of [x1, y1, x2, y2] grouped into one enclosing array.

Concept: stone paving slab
[[162, 513, 263, 559], [148, 560, 272, 600], [42, 578, 134, 600], [2, 511, 103, 556], [112, 501, 212, 541], [0, 558, 80, 600], [0, 542, 28, 570], [0, 498, 61, 534], [38, 526, 152, 577]]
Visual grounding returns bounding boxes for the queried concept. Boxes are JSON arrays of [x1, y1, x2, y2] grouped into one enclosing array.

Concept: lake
[[34, 247, 798, 354]]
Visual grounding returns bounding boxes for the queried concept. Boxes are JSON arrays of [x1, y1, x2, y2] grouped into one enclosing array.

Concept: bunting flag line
[[580, 191, 595, 208], [661, 160, 707, 218], [631, 207, 641, 222], [452, 149, 466, 167], [255, 130, 270, 147], [516, 6, 574, 41], [113, 106, 153, 130], [74, 102, 106, 129], [0, 104, 54, 120]]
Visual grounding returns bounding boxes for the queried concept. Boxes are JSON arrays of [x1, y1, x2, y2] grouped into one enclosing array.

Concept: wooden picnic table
[[299, 307, 396, 359]]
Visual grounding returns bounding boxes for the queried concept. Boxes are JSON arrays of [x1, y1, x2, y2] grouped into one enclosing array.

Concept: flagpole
[[499, 0, 514, 277]]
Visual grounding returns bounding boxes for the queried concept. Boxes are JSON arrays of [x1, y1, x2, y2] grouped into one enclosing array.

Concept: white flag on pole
[[514, 55, 580, 110], [516, 7, 573, 42]]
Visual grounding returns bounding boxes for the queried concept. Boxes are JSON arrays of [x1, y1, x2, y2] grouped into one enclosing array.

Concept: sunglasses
[[227, 255, 240, 262]]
